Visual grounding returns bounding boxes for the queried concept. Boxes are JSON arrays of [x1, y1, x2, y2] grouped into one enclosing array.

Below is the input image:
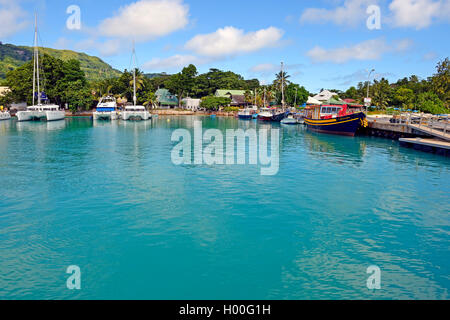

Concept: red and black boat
[[304, 104, 368, 136]]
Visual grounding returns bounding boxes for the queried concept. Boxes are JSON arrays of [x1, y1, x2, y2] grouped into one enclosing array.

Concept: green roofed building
[[215, 90, 247, 98], [214, 89, 249, 107], [156, 88, 178, 109]]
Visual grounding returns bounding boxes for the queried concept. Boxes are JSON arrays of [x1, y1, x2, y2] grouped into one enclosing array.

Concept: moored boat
[[258, 108, 273, 121], [17, 15, 65, 123], [0, 110, 11, 121], [17, 104, 65, 122], [93, 96, 118, 121], [304, 104, 367, 136], [257, 108, 289, 122], [281, 113, 298, 125], [121, 105, 151, 121], [238, 108, 254, 120], [120, 43, 151, 122]]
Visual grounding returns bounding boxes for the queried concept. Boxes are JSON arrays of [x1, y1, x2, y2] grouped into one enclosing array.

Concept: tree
[[285, 83, 309, 107], [431, 57, 449, 107], [273, 70, 291, 95], [416, 92, 447, 114], [200, 96, 231, 111], [63, 80, 93, 112], [372, 78, 392, 109], [344, 86, 360, 101], [4, 54, 94, 111], [394, 87, 414, 109], [166, 64, 198, 107]]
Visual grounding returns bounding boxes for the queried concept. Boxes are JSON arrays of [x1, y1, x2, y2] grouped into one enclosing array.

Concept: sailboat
[[258, 63, 289, 122], [121, 43, 151, 121], [238, 89, 257, 120], [16, 15, 65, 122]]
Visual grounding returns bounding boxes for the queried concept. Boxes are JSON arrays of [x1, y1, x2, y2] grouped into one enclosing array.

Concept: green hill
[[0, 42, 121, 81]]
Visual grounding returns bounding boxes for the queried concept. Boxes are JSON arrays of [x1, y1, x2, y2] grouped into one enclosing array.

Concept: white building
[[313, 90, 338, 102], [182, 98, 201, 111]]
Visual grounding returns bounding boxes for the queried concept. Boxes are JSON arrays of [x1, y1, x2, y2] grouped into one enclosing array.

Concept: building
[[155, 88, 178, 109], [182, 98, 201, 111], [214, 90, 249, 107], [313, 90, 338, 102]]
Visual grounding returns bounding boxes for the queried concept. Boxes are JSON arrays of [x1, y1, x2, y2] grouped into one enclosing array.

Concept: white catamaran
[[121, 44, 151, 121], [16, 15, 65, 122]]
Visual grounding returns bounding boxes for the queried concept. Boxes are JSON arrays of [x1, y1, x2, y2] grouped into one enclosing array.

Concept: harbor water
[[0, 117, 449, 299]]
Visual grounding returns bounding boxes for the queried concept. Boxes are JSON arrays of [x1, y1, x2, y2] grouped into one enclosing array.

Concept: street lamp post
[[366, 68, 375, 111]]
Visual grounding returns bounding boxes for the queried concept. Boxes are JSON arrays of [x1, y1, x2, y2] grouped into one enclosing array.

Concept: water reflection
[[302, 130, 367, 165], [15, 119, 66, 132], [0, 119, 12, 134]]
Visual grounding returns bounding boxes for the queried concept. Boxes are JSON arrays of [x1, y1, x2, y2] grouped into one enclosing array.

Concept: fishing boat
[[238, 108, 253, 120], [121, 43, 151, 121], [93, 96, 118, 120], [296, 115, 305, 125], [304, 104, 367, 136], [258, 108, 288, 122], [281, 113, 298, 125], [258, 108, 273, 121], [16, 15, 65, 123]]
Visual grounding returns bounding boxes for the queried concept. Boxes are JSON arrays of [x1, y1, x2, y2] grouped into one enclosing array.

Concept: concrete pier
[[399, 138, 450, 156], [364, 114, 450, 156]]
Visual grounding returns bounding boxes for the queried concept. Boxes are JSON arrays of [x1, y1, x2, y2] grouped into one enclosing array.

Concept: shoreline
[[64, 110, 238, 118]]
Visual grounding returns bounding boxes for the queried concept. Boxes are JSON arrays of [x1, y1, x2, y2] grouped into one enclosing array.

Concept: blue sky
[[1, 0, 449, 93]]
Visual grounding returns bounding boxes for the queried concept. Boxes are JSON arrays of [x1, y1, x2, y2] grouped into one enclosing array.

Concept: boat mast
[[254, 88, 256, 107], [35, 14, 41, 105], [263, 87, 266, 107], [132, 41, 137, 107], [281, 62, 285, 110]]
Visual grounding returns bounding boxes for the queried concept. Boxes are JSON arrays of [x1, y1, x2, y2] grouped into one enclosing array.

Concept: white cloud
[[185, 26, 284, 58], [307, 38, 413, 63], [54, 37, 72, 50], [143, 54, 206, 70], [250, 63, 279, 73], [249, 63, 303, 75], [300, 0, 376, 27], [389, 0, 449, 29], [423, 51, 438, 60], [75, 38, 122, 57], [0, 0, 28, 37], [98, 0, 189, 40]]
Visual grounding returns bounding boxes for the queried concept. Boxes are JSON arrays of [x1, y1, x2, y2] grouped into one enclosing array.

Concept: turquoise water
[[0, 117, 449, 300]]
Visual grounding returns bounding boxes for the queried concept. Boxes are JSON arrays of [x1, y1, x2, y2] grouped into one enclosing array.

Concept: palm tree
[[129, 69, 145, 91], [274, 71, 291, 89]]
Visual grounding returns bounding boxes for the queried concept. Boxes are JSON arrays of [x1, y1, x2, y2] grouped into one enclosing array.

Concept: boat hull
[[121, 111, 151, 121], [0, 112, 11, 120], [271, 112, 289, 122], [16, 110, 65, 122], [305, 112, 366, 136], [281, 119, 298, 125], [258, 111, 289, 122], [93, 111, 118, 121], [238, 114, 253, 120]]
